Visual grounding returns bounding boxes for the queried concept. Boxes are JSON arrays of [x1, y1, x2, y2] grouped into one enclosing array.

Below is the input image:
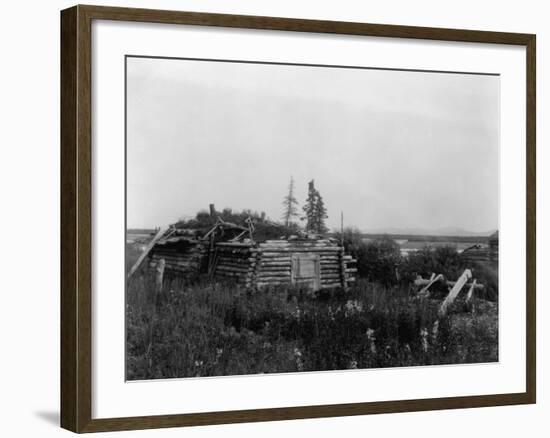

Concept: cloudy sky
[[126, 56, 499, 233]]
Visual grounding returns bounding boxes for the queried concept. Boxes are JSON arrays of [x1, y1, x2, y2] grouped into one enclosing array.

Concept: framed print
[[60, 4, 536, 433]]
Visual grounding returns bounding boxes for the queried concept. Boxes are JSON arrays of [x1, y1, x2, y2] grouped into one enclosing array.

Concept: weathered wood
[[439, 269, 472, 317], [154, 258, 165, 296], [216, 261, 255, 267], [256, 276, 291, 281], [259, 266, 292, 271], [258, 255, 292, 261], [260, 248, 342, 254], [321, 283, 343, 289], [217, 256, 256, 262], [127, 226, 170, 279], [259, 263, 292, 268], [466, 279, 477, 303], [256, 281, 291, 287], [216, 242, 256, 248], [414, 276, 484, 291], [417, 273, 443, 297], [215, 267, 251, 274]]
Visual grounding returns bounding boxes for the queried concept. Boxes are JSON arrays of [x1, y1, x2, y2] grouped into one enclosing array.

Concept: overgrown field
[[126, 261, 498, 380]]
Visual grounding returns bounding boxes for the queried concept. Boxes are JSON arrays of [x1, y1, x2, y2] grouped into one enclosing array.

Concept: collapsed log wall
[[148, 239, 207, 277]]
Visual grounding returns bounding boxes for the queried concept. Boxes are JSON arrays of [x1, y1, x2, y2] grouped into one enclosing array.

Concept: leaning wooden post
[[465, 278, 477, 303], [154, 258, 165, 305], [417, 273, 443, 298], [438, 269, 472, 317], [147, 257, 165, 368]]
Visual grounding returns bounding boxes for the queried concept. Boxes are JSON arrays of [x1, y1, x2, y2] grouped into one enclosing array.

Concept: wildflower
[[294, 347, 304, 371], [432, 320, 439, 343], [328, 306, 335, 321], [194, 360, 203, 367], [344, 300, 363, 316], [366, 328, 376, 354], [420, 328, 429, 353], [349, 359, 358, 369], [216, 348, 223, 359]]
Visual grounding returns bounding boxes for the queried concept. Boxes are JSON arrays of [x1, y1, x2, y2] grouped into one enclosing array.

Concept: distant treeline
[[347, 233, 490, 244], [128, 228, 156, 235]]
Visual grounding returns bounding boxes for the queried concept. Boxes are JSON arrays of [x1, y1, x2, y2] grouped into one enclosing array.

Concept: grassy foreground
[[126, 272, 498, 380]]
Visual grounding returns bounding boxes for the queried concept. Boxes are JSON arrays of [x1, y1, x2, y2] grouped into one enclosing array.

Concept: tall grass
[[126, 273, 498, 380]]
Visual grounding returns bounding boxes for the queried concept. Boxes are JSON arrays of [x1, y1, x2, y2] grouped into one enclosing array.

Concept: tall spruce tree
[[314, 191, 329, 234], [302, 180, 317, 232], [302, 179, 328, 234], [282, 176, 299, 227]]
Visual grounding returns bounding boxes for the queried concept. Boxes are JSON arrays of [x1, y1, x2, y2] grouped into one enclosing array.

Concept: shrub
[[399, 246, 498, 301], [336, 228, 402, 286], [173, 208, 300, 241]]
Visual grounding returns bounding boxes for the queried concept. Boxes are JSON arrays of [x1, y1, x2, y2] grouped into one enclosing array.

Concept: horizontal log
[[216, 248, 256, 254], [256, 276, 291, 282], [321, 283, 344, 289], [216, 265, 255, 272], [257, 271, 291, 276], [256, 270, 291, 275], [263, 239, 333, 244], [258, 258, 292, 262], [216, 259, 255, 267], [150, 256, 197, 264], [215, 268, 252, 275], [413, 277, 484, 290], [216, 242, 256, 247], [150, 261, 198, 269], [256, 282, 292, 288], [257, 255, 292, 261], [215, 269, 251, 276], [259, 246, 342, 252], [216, 272, 250, 279], [261, 241, 336, 245], [216, 256, 256, 262]]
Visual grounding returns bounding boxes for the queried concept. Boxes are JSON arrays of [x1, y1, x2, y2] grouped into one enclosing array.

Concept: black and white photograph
[[125, 56, 500, 381]]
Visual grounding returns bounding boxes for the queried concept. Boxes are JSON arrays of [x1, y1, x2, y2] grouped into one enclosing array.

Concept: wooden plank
[[127, 226, 170, 279], [417, 273, 443, 297], [466, 279, 477, 303], [414, 275, 484, 291], [439, 269, 472, 317], [260, 247, 341, 253]]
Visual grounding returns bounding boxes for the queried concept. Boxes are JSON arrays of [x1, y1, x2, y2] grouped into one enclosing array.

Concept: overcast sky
[[126, 57, 499, 233]]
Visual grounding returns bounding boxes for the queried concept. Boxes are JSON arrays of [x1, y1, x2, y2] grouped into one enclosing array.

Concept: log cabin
[[211, 237, 357, 291], [138, 215, 357, 291]]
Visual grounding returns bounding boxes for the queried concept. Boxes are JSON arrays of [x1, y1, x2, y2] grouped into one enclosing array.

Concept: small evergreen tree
[[282, 176, 299, 227]]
